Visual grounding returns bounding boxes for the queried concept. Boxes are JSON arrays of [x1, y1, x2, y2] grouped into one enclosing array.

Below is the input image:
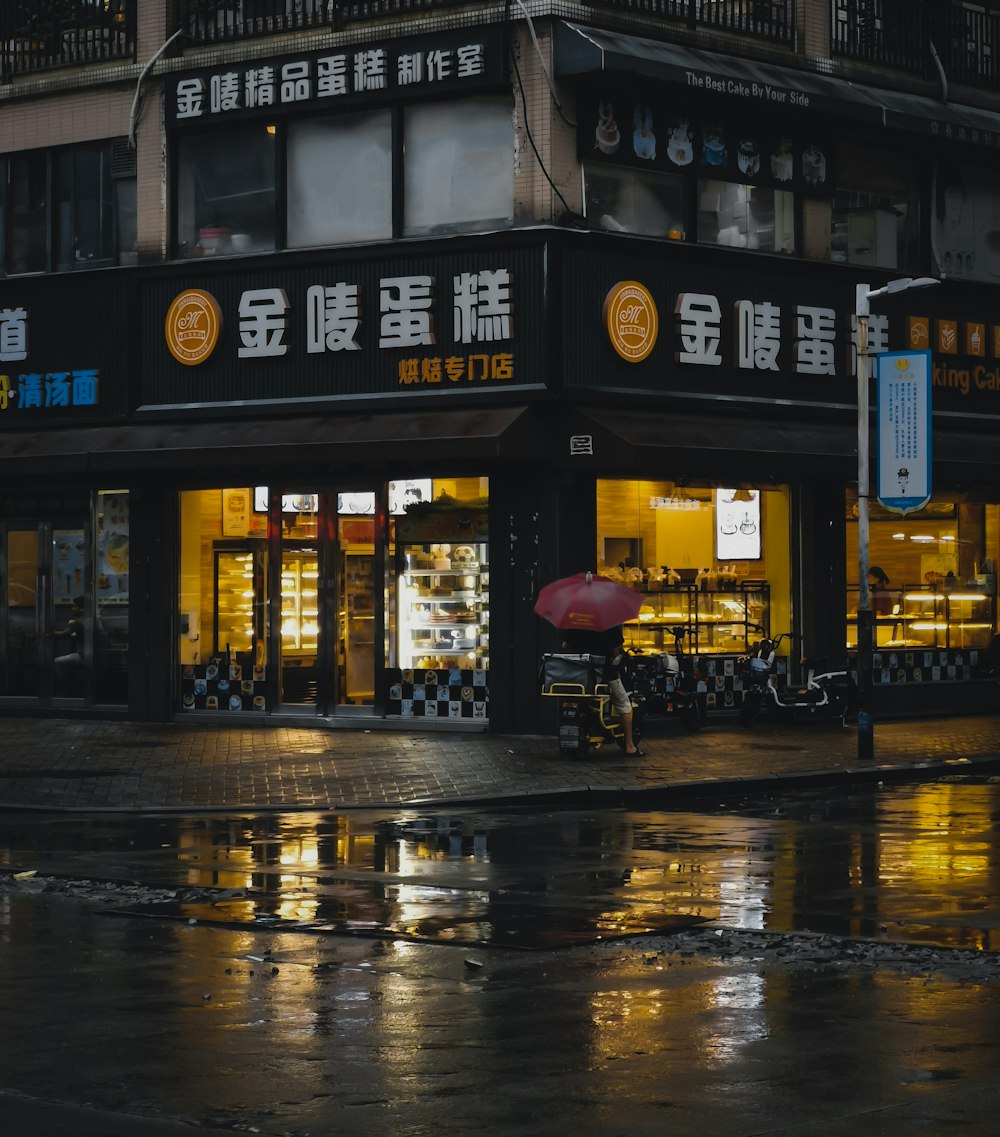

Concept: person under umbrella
[[534, 572, 644, 757], [561, 621, 643, 756]]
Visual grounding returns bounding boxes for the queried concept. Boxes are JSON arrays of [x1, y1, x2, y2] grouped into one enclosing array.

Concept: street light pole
[[856, 283, 875, 763], [855, 276, 939, 765]]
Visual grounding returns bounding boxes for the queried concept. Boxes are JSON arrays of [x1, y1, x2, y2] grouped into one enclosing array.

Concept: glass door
[[271, 486, 383, 716], [275, 491, 322, 712], [1, 519, 90, 702], [50, 524, 89, 699], [1, 525, 41, 698], [337, 495, 378, 709]]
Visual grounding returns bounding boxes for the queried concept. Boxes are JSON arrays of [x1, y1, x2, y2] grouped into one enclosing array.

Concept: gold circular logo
[[604, 280, 658, 363], [165, 289, 222, 366]]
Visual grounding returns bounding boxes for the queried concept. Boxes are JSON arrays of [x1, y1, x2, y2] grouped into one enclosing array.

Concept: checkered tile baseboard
[[871, 649, 978, 684], [181, 661, 267, 712], [699, 654, 787, 712], [699, 650, 981, 710], [388, 668, 488, 719]]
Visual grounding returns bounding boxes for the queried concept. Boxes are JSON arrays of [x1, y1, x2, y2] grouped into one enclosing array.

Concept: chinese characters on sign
[[668, 292, 888, 376], [877, 351, 932, 515], [0, 307, 99, 413], [166, 269, 515, 386], [169, 32, 495, 126]]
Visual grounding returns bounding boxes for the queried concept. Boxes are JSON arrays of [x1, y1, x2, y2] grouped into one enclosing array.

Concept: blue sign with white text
[[877, 350, 932, 515]]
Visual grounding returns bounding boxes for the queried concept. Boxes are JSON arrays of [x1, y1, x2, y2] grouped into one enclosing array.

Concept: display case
[[342, 549, 374, 701], [280, 549, 320, 656], [398, 541, 489, 670], [624, 582, 769, 655], [214, 543, 265, 656], [849, 583, 995, 651]]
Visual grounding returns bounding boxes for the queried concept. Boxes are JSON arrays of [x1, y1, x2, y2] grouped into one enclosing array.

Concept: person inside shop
[[868, 566, 893, 617], [54, 596, 86, 686], [562, 623, 643, 756]]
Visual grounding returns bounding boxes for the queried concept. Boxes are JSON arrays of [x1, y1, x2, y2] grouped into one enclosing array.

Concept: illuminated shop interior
[[845, 490, 998, 651], [177, 478, 488, 713], [595, 479, 791, 655]]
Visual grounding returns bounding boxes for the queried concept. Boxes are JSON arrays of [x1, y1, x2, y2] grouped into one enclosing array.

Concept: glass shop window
[[805, 141, 917, 270], [403, 96, 514, 237], [95, 490, 130, 705], [931, 159, 999, 283], [584, 164, 687, 239], [6, 151, 48, 275], [54, 145, 116, 270], [287, 110, 392, 248], [176, 123, 276, 258], [2, 142, 136, 276], [697, 180, 795, 254]]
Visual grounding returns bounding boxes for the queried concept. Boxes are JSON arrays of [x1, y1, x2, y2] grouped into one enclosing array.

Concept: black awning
[[554, 21, 884, 122], [0, 405, 540, 476], [565, 407, 858, 478], [568, 406, 1000, 482], [852, 81, 1000, 142], [555, 21, 1000, 143]]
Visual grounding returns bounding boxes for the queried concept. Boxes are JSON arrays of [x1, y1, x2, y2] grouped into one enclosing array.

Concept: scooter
[[738, 631, 853, 726], [627, 626, 704, 731], [540, 652, 644, 755]]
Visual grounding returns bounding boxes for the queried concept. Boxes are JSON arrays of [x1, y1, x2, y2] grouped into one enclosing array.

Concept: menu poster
[[715, 489, 761, 560], [96, 493, 130, 604], [223, 487, 252, 536], [53, 530, 85, 603]]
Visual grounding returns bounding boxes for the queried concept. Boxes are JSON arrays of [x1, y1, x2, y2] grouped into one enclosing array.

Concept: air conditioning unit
[[848, 209, 897, 269]]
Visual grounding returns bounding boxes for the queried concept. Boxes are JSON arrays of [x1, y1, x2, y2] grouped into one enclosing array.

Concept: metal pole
[[856, 283, 874, 763]]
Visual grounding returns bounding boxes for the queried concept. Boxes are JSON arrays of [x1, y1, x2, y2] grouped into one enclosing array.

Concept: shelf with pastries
[[398, 542, 489, 669], [625, 580, 769, 655]]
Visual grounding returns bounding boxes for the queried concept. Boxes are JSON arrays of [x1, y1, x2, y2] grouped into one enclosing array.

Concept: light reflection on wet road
[[1, 777, 999, 951], [2, 780, 1000, 1134]]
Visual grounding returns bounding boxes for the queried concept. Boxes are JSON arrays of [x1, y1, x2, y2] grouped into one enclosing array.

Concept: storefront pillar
[[128, 484, 174, 722], [796, 481, 848, 668]]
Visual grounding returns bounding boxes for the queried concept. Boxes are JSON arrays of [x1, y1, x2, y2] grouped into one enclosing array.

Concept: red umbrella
[[533, 571, 643, 632]]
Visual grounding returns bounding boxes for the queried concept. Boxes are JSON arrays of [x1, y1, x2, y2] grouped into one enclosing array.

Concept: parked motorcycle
[[540, 652, 644, 755], [738, 631, 853, 726], [626, 626, 704, 732]]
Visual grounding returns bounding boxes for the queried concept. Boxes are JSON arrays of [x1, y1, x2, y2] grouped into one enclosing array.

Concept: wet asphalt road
[[3, 780, 1000, 1135]]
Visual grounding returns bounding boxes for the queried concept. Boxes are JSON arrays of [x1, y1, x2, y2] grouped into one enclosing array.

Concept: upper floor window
[[287, 110, 392, 248], [176, 122, 277, 257], [579, 92, 827, 256], [173, 95, 514, 259], [1, 139, 136, 276], [804, 141, 919, 272], [403, 97, 514, 237], [931, 159, 999, 283]]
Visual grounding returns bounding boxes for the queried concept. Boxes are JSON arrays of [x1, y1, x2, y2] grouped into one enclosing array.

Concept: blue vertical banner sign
[[877, 350, 932, 515]]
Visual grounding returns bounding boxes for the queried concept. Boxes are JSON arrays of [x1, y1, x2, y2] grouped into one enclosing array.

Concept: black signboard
[[165, 26, 506, 129], [141, 244, 545, 410], [0, 271, 133, 428], [560, 243, 1000, 421]]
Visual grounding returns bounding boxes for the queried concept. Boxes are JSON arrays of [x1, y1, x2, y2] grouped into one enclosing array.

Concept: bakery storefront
[[177, 478, 491, 720], [555, 231, 1000, 713], [142, 237, 547, 728]]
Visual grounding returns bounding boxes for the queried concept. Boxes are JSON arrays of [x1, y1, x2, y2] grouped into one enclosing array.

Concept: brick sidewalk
[[0, 712, 998, 812]]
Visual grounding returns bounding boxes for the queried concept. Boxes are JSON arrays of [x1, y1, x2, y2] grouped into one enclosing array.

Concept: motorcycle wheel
[[739, 689, 763, 726], [825, 688, 847, 724]]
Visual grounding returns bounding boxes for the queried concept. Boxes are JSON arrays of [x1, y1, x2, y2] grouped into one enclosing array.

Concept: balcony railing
[[179, 0, 462, 39], [582, 0, 794, 44], [179, 0, 795, 43], [833, 0, 1000, 87], [0, 1, 136, 81]]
